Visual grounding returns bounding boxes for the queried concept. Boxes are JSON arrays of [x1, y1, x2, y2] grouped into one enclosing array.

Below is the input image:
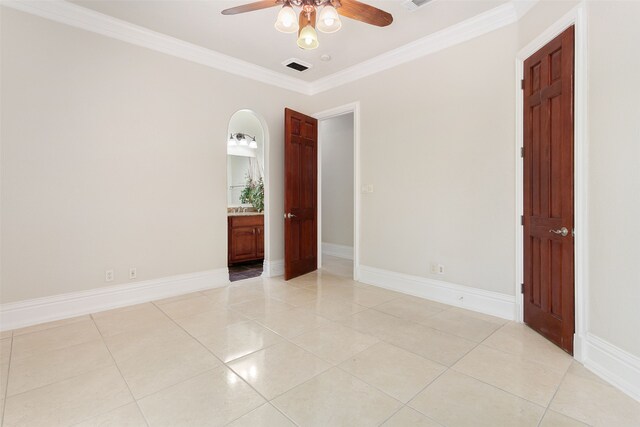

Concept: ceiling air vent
[[282, 58, 312, 72], [402, 0, 434, 11]]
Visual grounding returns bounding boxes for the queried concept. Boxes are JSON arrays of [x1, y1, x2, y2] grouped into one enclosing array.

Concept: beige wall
[[517, 0, 579, 46], [0, 8, 311, 302], [320, 113, 354, 248], [312, 25, 519, 295], [584, 1, 640, 357]]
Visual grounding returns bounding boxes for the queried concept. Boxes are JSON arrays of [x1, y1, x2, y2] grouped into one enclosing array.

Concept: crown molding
[[1, 0, 312, 95], [2, 0, 537, 96], [308, 1, 530, 94]]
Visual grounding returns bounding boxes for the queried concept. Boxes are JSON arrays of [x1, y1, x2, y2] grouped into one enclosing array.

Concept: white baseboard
[[582, 333, 640, 402], [262, 259, 284, 278], [359, 265, 516, 320], [573, 333, 586, 363], [0, 268, 230, 331], [322, 243, 354, 260]]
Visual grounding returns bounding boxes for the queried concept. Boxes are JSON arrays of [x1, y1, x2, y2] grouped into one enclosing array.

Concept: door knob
[[549, 227, 569, 237], [285, 213, 296, 219]]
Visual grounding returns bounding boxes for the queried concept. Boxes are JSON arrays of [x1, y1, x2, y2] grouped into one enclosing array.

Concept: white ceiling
[[70, 0, 508, 82]]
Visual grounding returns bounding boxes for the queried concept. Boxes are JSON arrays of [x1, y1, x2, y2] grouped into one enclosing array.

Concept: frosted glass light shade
[[249, 139, 258, 149], [227, 134, 236, 146], [275, 5, 299, 33], [297, 24, 319, 49], [317, 5, 341, 33]]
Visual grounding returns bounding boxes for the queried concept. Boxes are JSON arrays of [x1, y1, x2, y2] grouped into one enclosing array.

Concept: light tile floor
[[1, 256, 639, 426]]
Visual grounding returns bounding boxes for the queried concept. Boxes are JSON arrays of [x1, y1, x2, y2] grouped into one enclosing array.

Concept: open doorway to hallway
[[319, 113, 354, 279]]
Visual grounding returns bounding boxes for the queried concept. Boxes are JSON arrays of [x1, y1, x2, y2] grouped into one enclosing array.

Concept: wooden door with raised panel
[[523, 26, 575, 354], [284, 108, 317, 280]]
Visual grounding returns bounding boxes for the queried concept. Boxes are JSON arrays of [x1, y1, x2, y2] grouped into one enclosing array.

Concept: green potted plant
[[239, 175, 264, 212]]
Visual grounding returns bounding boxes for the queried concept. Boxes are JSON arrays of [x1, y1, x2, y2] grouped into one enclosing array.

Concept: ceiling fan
[[221, 0, 393, 50]]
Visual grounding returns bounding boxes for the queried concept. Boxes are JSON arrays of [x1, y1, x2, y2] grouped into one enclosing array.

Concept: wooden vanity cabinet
[[228, 214, 264, 265]]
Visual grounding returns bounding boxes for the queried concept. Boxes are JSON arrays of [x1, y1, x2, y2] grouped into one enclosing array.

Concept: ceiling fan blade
[[221, 1, 281, 15], [337, 0, 393, 27]]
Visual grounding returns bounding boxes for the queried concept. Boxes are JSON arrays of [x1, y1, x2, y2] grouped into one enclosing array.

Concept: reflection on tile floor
[[1, 256, 639, 426], [229, 260, 264, 282]]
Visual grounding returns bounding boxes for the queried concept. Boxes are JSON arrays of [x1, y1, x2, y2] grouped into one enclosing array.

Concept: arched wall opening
[[226, 109, 271, 281]]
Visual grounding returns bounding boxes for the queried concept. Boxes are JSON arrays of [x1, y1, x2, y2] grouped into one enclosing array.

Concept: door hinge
[[521, 79, 525, 90], [520, 147, 524, 158], [521, 215, 524, 226], [521, 283, 525, 294]]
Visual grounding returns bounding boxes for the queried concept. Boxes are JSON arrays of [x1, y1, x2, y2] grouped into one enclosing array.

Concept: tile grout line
[[1, 335, 14, 427], [67, 402, 147, 427], [222, 402, 300, 427], [88, 313, 151, 427], [232, 319, 407, 424], [201, 297, 373, 419], [2, 338, 121, 400], [376, 404, 407, 426], [378, 319, 559, 422], [91, 303, 229, 415], [146, 298, 282, 422], [174, 292, 307, 427], [534, 361, 575, 427], [336, 311, 482, 370], [9, 317, 90, 339], [6, 317, 143, 425], [117, 299, 248, 405], [393, 360, 452, 421], [447, 322, 577, 412]]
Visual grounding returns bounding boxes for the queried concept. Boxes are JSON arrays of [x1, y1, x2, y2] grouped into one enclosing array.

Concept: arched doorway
[[226, 109, 269, 282]]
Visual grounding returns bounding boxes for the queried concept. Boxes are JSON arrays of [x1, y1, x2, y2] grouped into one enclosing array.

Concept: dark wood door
[[284, 108, 318, 280], [523, 26, 575, 354]]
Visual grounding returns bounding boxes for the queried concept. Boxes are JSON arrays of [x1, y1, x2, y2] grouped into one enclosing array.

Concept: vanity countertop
[[227, 211, 264, 217]]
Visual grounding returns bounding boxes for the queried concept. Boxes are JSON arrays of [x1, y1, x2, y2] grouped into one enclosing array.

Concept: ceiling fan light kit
[[223, 0, 392, 50], [274, 2, 299, 33], [297, 25, 320, 49], [296, 9, 319, 49], [316, 5, 341, 33]]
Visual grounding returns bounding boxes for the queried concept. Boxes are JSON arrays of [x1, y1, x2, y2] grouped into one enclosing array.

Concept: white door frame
[[514, 3, 588, 361], [313, 102, 361, 281]]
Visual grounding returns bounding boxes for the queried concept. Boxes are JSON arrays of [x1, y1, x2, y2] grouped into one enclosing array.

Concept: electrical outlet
[[438, 264, 445, 274], [105, 269, 114, 282], [430, 263, 438, 274], [129, 268, 137, 280]]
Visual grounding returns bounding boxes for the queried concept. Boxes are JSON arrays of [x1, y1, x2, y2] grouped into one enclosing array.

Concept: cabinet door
[[256, 226, 264, 259], [230, 226, 257, 263]]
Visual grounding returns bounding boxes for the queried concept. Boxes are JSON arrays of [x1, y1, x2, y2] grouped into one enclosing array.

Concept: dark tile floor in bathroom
[[229, 259, 264, 282]]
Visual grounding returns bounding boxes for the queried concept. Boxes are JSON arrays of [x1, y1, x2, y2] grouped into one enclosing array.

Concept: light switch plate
[[361, 184, 374, 193]]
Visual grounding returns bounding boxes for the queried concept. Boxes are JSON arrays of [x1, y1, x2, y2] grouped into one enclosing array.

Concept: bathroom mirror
[[227, 110, 264, 208]]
